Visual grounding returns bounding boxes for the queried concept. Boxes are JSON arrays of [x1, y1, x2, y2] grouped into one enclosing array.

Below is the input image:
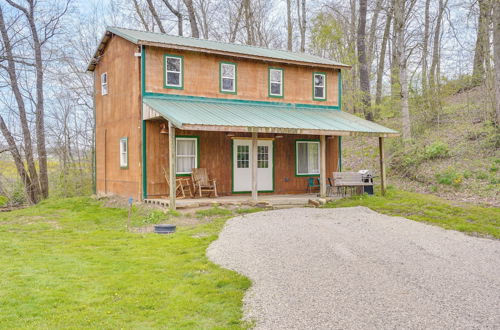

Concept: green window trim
[[119, 137, 129, 169], [175, 135, 200, 176], [219, 61, 237, 94], [294, 139, 320, 177], [268, 67, 284, 98], [164, 54, 184, 90], [312, 72, 327, 101]]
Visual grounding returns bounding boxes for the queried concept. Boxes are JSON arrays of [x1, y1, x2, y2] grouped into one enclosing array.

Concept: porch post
[[319, 135, 327, 197], [251, 132, 258, 201], [169, 122, 176, 210], [379, 137, 386, 196]]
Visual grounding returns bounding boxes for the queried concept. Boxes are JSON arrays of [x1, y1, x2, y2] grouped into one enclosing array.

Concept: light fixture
[[226, 132, 235, 137], [160, 123, 168, 134], [275, 134, 284, 138]]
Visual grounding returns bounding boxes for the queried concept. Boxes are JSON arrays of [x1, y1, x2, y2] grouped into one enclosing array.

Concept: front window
[[220, 62, 236, 93], [313, 73, 326, 100], [176, 137, 197, 174], [165, 55, 183, 88], [119, 137, 128, 168], [237, 145, 249, 168], [257, 145, 269, 168], [269, 68, 283, 97], [296, 141, 320, 175]]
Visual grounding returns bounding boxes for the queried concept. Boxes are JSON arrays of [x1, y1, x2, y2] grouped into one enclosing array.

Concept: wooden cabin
[[87, 27, 397, 208]]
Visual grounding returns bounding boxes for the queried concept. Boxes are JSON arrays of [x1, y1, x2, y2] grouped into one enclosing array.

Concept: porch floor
[[144, 194, 338, 209]]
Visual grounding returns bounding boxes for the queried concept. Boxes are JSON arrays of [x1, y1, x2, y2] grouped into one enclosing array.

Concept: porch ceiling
[[143, 95, 399, 138]]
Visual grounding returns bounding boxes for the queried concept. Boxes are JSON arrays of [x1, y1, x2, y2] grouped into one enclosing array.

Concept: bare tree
[[375, 7, 392, 105], [472, 0, 491, 82], [357, 0, 372, 120], [287, 0, 293, 51], [421, 0, 430, 91], [132, 0, 151, 31], [146, 0, 166, 33], [296, 0, 306, 52], [161, 0, 183, 36], [494, 0, 500, 126], [183, 0, 200, 37]]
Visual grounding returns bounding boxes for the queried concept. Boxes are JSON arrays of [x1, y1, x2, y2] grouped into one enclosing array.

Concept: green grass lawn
[[0, 197, 251, 329], [324, 187, 500, 239]]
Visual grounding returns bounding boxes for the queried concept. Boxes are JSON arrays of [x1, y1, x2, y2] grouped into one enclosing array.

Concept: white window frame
[[175, 137, 198, 175], [101, 72, 108, 95], [295, 141, 320, 176], [269, 68, 283, 97], [313, 72, 326, 100], [220, 62, 236, 93], [119, 137, 128, 168], [165, 55, 183, 88]]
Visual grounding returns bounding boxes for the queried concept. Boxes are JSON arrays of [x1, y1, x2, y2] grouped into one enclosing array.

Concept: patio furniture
[[331, 172, 372, 197], [192, 168, 218, 197], [162, 167, 193, 198], [307, 177, 320, 193]]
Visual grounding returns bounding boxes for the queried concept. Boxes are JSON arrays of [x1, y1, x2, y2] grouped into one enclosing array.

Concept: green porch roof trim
[[106, 26, 349, 68], [143, 95, 399, 137]]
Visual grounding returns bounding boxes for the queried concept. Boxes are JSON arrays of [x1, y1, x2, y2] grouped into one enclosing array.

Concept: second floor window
[[313, 72, 326, 100], [220, 62, 236, 93], [165, 55, 183, 89], [101, 72, 108, 95], [269, 68, 283, 97]]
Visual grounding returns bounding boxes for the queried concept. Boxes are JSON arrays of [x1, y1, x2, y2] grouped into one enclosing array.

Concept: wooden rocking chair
[[192, 168, 218, 197], [162, 167, 193, 198]]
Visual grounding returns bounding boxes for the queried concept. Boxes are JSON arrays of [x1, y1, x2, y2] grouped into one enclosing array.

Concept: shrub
[[436, 169, 463, 187], [0, 196, 7, 207], [463, 170, 473, 179], [424, 141, 450, 159], [142, 210, 166, 225], [476, 172, 488, 180]]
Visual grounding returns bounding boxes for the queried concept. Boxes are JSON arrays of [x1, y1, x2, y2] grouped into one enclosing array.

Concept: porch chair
[[162, 167, 193, 198], [306, 177, 320, 193], [192, 168, 218, 197]]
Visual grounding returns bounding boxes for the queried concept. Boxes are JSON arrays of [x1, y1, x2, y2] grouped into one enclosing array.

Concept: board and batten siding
[[145, 120, 339, 197], [94, 35, 142, 199], [145, 46, 340, 107]]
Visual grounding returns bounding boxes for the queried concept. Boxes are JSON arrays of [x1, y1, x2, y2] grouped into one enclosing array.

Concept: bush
[[424, 141, 450, 159], [142, 210, 166, 225], [0, 195, 7, 207], [436, 169, 463, 187]]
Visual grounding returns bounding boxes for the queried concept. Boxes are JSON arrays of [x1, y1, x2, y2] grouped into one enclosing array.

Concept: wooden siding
[[146, 120, 339, 196], [145, 46, 340, 107], [94, 35, 142, 199]]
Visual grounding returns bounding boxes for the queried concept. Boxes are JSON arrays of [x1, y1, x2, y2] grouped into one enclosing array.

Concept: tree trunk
[[183, 0, 200, 38], [391, 0, 401, 108], [473, 0, 490, 82], [367, 0, 384, 70], [296, 0, 306, 52], [357, 0, 372, 120], [421, 0, 430, 92], [494, 0, 500, 126], [0, 5, 41, 202], [375, 8, 392, 105], [162, 0, 183, 36], [243, 0, 255, 45], [429, 0, 446, 90], [132, 0, 150, 31], [146, 0, 166, 33], [287, 0, 292, 51]]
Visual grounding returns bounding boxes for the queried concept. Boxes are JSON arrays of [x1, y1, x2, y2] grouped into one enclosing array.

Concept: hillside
[[342, 85, 500, 207]]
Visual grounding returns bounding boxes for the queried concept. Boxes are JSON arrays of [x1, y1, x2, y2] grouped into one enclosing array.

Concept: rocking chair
[[191, 168, 218, 197], [162, 167, 193, 198]]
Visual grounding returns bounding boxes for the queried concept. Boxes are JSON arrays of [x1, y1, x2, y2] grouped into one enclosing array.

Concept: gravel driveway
[[207, 206, 500, 329]]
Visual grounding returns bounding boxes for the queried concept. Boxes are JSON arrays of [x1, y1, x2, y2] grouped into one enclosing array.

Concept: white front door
[[233, 139, 273, 192]]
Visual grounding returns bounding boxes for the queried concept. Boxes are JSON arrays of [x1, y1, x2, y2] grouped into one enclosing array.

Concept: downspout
[[338, 69, 343, 172], [141, 45, 148, 200]]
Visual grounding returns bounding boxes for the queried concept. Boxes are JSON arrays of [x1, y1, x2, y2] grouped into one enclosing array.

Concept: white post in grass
[[379, 137, 386, 196], [169, 122, 176, 210], [251, 132, 258, 202], [320, 135, 327, 197]]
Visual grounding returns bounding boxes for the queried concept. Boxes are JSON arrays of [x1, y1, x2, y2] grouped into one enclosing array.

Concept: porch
[[142, 95, 399, 210]]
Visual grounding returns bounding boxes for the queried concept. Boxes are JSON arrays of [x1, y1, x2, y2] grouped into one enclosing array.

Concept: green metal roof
[[143, 95, 398, 137], [105, 26, 349, 69]]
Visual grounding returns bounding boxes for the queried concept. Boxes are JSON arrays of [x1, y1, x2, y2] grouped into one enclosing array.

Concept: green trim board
[[294, 139, 320, 177], [141, 45, 147, 199], [163, 54, 184, 90], [174, 135, 200, 176], [119, 137, 129, 169], [268, 67, 284, 98], [312, 72, 327, 101], [231, 138, 275, 194], [338, 70, 342, 110], [219, 61, 237, 94]]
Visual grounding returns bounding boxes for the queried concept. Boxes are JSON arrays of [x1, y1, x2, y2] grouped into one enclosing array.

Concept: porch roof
[[143, 95, 399, 137]]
